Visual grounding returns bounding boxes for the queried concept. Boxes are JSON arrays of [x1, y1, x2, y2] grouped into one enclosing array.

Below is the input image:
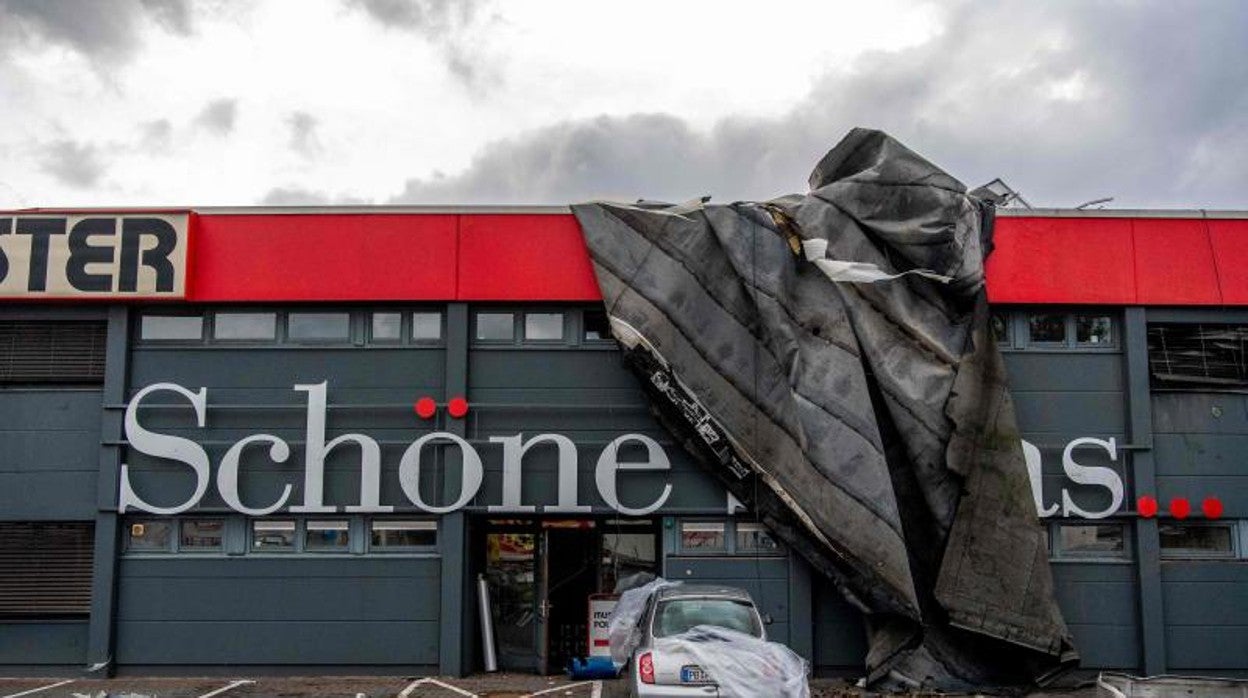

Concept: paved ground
[[0, 675, 1101, 698]]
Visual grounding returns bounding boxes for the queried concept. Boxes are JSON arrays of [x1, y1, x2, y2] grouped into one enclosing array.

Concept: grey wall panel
[[1152, 394, 1248, 435], [115, 557, 440, 665], [129, 349, 446, 391], [0, 622, 88, 664], [812, 585, 868, 668], [1002, 353, 1125, 393], [1161, 563, 1248, 671], [1153, 394, 1248, 517], [115, 620, 439, 665], [469, 351, 642, 390], [1051, 564, 1140, 669], [662, 556, 790, 644], [0, 390, 102, 521], [1011, 392, 1126, 435]]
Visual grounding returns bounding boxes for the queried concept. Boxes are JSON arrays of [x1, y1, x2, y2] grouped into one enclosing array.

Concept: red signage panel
[[189, 214, 459, 302]]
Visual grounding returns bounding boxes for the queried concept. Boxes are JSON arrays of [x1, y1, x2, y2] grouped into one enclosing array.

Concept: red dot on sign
[[448, 396, 469, 418], [414, 397, 437, 420], [1137, 495, 1158, 518], [1169, 497, 1191, 520], [1202, 497, 1223, 520]]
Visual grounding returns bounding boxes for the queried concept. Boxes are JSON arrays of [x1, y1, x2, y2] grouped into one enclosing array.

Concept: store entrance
[[479, 518, 658, 674]]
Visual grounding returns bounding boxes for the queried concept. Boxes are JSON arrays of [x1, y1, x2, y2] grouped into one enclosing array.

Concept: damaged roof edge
[[3, 204, 1247, 219]]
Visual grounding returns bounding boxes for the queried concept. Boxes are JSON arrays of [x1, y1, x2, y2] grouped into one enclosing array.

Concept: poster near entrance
[[479, 518, 658, 674], [587, 595, 619, 658]]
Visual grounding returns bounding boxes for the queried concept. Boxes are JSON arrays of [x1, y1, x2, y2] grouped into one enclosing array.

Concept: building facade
[[0, 208, 1245, 677]]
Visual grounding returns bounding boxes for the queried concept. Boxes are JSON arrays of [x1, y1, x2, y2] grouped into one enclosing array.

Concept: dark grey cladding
[[572, 128, 1076, 691]]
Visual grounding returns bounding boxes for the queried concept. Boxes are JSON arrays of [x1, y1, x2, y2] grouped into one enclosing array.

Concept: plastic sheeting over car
[[572, 129, 1078, 691], [652, 625, 811, 698]]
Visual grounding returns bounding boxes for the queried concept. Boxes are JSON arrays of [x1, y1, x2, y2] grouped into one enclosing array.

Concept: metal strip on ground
[[398, 677, 477, 698], [196, 680, 254, 698], [522, 681, 593, 697], [1, 680, 75, 698]]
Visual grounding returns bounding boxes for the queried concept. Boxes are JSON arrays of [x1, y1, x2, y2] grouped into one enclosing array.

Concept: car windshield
[[652, 597, 762, 638]]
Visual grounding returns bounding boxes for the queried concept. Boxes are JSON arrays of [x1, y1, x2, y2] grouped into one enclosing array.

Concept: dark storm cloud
[[287, 111, 321, 156], [140, 119, 173, 151], [347, 0, 480, 34], [393, 1, 1248, 209], [0, 0, 191, 63], [194, 99, 238, 136], [345, 0, 498, 92], [259, 187, 370, 206], [40, 140, 107, 188]]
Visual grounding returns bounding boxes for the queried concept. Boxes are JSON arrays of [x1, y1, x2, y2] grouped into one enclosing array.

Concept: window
[[0, 522, 93, 617], [305, 520, 350, 551], [0, 320, 107, 382], [252, 520, 296, 552], [141, 314, 203, 340], [1076, 315, 1113, 345], [1148, 323, 1248, 390], [371, 312, 402, 342], [1028, 314, 1066, 343], [989, 313, 1010, 343], [179, 519, 224, 552], [214, 312, 277, 341], [679, 522, 726, 552], [1159, 523, 1236, 558], [584, 309, 612, 342], [287, 312, 350, 342], [127, 520, 174, 552], [476, 312, 514, 341], [524, 312, 564, 341], [735, 522, 780, 554], [1053, 523, 1127, 558], [412, 312, 442, 342], [370, 520, 437, 549]]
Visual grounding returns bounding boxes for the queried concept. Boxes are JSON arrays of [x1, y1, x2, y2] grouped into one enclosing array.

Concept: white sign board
[[588, 594, 619, 657]]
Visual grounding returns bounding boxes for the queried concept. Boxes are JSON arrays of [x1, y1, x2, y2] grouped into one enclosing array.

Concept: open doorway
[[478, 518, 658, 674]]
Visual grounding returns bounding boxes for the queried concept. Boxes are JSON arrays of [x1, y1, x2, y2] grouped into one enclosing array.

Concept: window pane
[[1029, 314, 1066, 343], [288, 312, 350, 341], [141, 314, 203, 340], [476, 313, 514, 341], [1159, 524, 1234, 556], [214, 312, 276, 340], [735, 523, 780, 554], [252, 520, 295, 551], [989, 313, 1009, 343], [371, 521, 437, 548], [584, 309, 611, 341], [524, 313, 564, 341], [680, 522, 725, 552], [412, 312, 442, 341], [127, 520, 173, 552], [372, 312, 401, 341], [1148, 323, 1248, 390], [1076, 316, 1113, 345], [305, 520, 350, 551], [1056, 524, 1125, 556], [653, 599, 762, 638], [179, 520, 224, 551]]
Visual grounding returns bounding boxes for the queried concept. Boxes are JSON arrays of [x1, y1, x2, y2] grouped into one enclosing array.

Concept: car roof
[[654, 584, 754, 601]]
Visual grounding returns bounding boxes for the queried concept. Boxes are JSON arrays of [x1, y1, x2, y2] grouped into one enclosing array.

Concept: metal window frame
[[367, 518, 440, 553], [1048, 521, 1133, 562], [1157, 520, 1240, 560]]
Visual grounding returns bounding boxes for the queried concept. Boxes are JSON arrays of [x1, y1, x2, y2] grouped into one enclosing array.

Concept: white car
[[626, 584, 768, 697]]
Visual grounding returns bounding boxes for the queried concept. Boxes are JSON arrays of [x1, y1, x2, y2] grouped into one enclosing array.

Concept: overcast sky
[[0, 0, 1245, 209]]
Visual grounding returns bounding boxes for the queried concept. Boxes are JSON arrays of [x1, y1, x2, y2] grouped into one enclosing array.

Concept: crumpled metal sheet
[[572, 128, 1078, 691]]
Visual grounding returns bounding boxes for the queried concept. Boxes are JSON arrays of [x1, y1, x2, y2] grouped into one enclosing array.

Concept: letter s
[[1061, 437, 1124, 519], [119, 382, 211, 515]]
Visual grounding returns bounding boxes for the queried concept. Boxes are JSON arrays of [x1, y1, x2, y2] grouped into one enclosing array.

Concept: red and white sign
[[588, 594, 619, 657]]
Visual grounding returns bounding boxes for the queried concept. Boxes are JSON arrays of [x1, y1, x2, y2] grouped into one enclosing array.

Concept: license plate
[[681, 665, 711, 683]]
